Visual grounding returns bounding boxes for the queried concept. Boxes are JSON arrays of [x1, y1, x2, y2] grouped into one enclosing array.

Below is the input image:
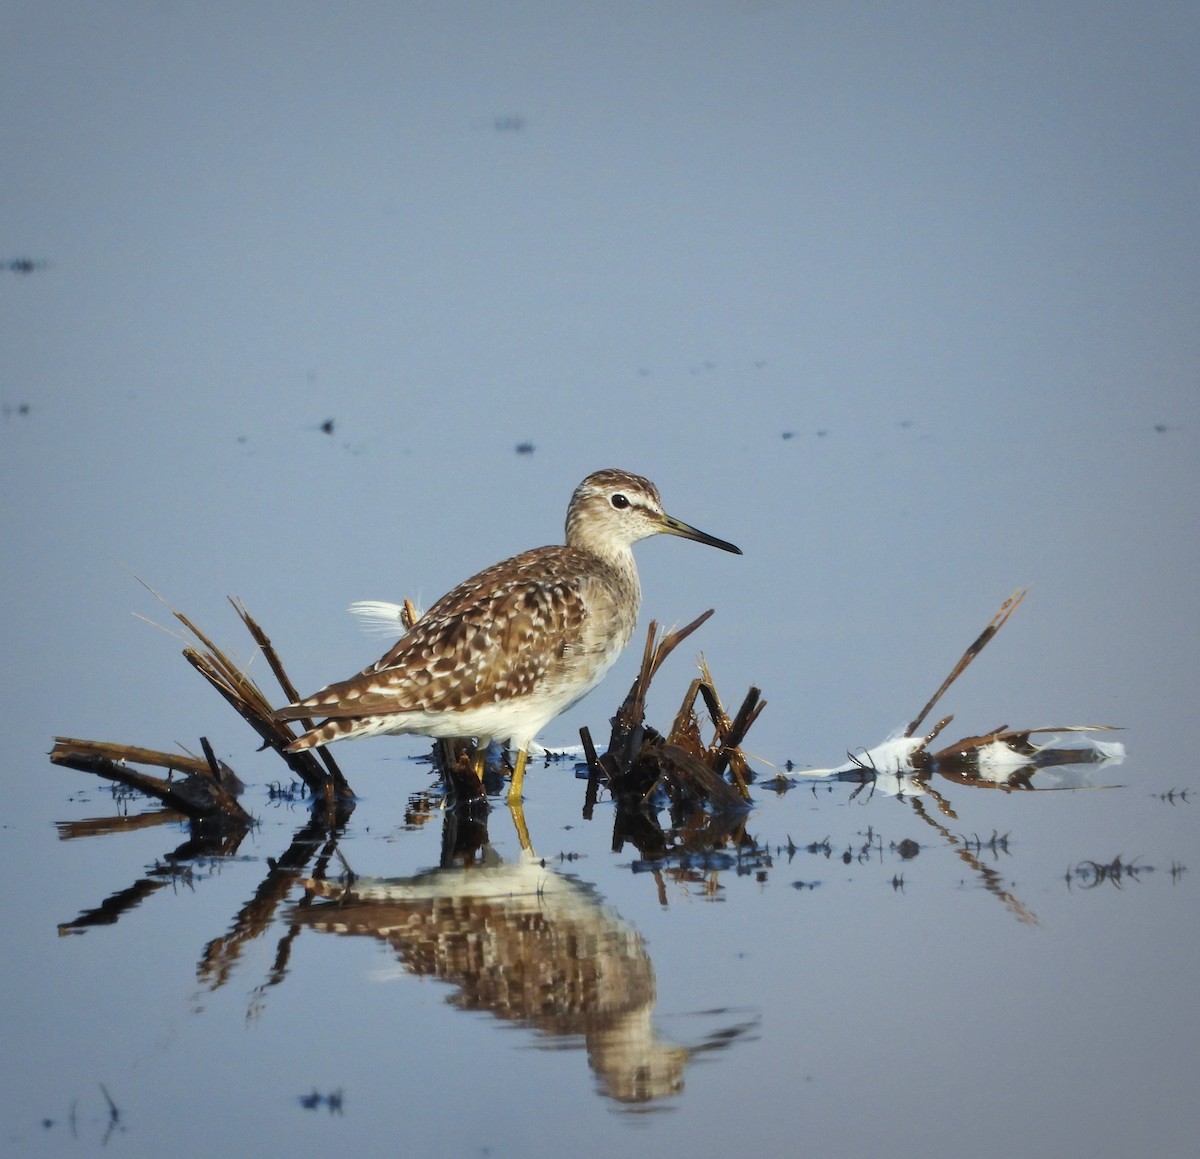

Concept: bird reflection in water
[[295, 849, 756, 1105]]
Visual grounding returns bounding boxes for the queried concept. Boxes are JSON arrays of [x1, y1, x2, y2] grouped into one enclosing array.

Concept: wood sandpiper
[[274, 468, 741, 804]]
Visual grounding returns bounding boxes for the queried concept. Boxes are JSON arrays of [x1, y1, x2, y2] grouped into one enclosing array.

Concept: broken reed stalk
[[598, 609, 716, 775], [580, 727, 603, 820], [695, 660, 763, 798], [85, 578, 353, 805], [229, 597, 303, 709], [904, 588, 1028, 739], [49, 737, 252, 824], [710, 686, 765, 788], [176, 601, 351, 799], [653, 742, 743, 804], [432, 738, 490, 804], [589, 611, 761, 811]]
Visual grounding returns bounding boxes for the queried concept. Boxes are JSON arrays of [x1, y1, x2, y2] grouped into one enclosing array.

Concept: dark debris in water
[[1156, 788, 1190, 805], [298, 1088, 344, 1114], [1063, 855, 1182, 890], [4, 257, 49, 274], [38, 1084, 125, 1145]]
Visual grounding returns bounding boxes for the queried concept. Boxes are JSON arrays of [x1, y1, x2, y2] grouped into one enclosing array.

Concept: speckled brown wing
[[279, 547, 599, 720]]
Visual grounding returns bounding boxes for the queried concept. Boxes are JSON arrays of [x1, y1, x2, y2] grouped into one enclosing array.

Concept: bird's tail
[[280, 715, 374, 752]]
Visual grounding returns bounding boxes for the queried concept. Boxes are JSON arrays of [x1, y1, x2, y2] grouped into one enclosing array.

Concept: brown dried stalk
[[584, 612, 763, 811], [904, 588, 1028, 739], [49, 737, 251, 824]]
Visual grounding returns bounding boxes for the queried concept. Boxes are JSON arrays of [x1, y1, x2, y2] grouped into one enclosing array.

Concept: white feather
[[347, 600, 419, 638]]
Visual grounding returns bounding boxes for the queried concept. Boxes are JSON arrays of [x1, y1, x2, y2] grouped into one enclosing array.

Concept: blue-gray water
[[2, 5, 1197, 1156]]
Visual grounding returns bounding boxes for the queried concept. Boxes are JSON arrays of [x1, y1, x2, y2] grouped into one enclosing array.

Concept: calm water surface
[[3, 495, 1195, 1157], [3, 6, 1198, 1157]]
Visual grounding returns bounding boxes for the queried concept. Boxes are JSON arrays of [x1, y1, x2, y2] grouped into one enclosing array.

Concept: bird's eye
[[610, 493, 630, 509]]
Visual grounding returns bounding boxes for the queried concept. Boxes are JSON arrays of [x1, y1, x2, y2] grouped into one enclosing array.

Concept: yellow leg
[[507, 748, 533, 851], [506, 748, 528, 806], [470, 737, 491, 788], [509, 797, 533, 852]]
